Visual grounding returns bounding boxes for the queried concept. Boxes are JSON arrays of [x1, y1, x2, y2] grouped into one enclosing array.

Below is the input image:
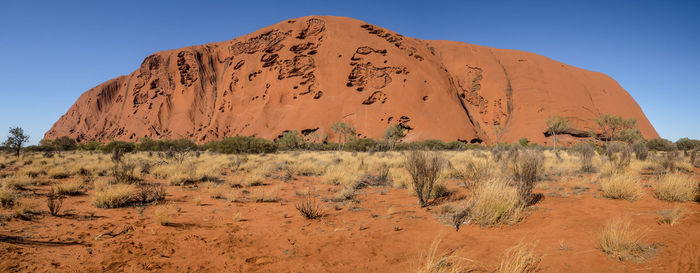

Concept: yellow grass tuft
[[599, 174, 643, 201], [91, 184, 135, 208], [654, 173, 698, 202], [657, 205, 689, 226], [53, 179, 84, 195], [497, 241, 542, 273], [153, 203, 175, 226], [468, 178, 524, 226], [599, 217, 654, 262]]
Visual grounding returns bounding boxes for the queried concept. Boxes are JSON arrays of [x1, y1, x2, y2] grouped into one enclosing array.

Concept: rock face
[[45, 16, 658, 144]]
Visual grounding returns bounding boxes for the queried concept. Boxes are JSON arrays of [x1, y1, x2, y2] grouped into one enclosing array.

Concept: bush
[[675, 137, 700, 151], [518, 138, 531, 147], [646, 138, 675, 151], [206, 136, 277, 154], [276, 130, 306, 150], [573, 142, 596, 172], [654, 173, 698, 202], [630, 142, 648, 160], [508, 150, 544, 204], [102, 141, 136, 153], [344, 138, 378, 152], [600, 175, 643, 201], [405, 150, 445, 207], [295, 195, 324, 219], [599, 217, 654, 262]]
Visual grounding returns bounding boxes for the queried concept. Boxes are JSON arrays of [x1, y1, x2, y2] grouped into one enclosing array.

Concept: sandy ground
[[1, 167, 698, 273]]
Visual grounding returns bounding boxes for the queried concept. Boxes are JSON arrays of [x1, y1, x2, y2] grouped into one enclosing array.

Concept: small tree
[[595, 114, 637, 145], [546, 116, 569, 151], [383, 124, 406, 150], [331, 122, 356, 151], [3, 127, 29, 158]]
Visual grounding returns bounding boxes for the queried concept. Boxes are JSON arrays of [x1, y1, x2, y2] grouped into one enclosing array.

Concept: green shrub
[[206, 136, 276, 154], [102, 141, 136, 153], [647, 138, 675, 151], [276, 131, 306, 150]]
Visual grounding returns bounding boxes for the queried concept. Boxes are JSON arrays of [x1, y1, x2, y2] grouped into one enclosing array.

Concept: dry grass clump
[[405, 150, 445, 207], [467, 178, 524, 226], [245, 171, 266, 187], [497, 242, 541, 273], [389, 168, 410, 189], [657, 205, 688, 226], [153, 203, 175, 226], [47, 166, 72, 179], [135, 182, 167, 204], [415, 238, 484, 273], [46, 189, 64, 216], [599, 217, 655, 262], [295, 195, 324, 219], [205, 183, 228, 199], [321, 164, 360, 187], [91, 184, 135, 208], [456, 158, 493, 190], [599, 174, 643, 201], [251, 187, 280, 203], [3, 175, 35, 189], [12, 199, 34, 219], [295, 161, 326, 176], [654, 173, 698, 202], [0, 187, 17, 208], [53, 179, 84, 195]]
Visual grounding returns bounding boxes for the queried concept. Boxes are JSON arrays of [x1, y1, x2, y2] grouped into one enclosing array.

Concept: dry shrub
[[599, 174, 643, 201], [53, 180, 84, 195], [599, 217, 655, 262], [296, 195, 324, 219], [468, 178, 523, 226], [47, 189, 65, 216], [153, 203, 174, 226], [657, 205, 688, 226], [91, 184, 135, 208], [573, 142, 596, 172], [654, 173, 698, 202], [405, 150, 445, 207], [497, 241, 541, 273], [631, 142, 648, 160], [508, 150, 543, 205]]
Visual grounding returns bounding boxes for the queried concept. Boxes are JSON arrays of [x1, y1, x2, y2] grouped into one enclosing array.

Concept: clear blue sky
[[1, 0, 698, 144]]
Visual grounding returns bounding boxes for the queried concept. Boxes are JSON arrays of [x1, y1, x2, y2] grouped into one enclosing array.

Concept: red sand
[[44, 16, 658, 145]]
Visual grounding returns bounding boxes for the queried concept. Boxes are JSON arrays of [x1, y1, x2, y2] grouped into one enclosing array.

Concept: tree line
[[2, 115, 699, 156]]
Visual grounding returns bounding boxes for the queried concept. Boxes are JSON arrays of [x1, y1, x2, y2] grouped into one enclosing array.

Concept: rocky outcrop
[[45, 16, 659, 144]]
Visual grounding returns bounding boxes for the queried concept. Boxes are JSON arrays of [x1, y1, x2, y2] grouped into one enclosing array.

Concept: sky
[[0, 0, 698, 145]]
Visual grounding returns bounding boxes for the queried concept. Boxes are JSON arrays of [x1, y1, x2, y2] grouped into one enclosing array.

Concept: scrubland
[[0, 146, 698, 272]]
